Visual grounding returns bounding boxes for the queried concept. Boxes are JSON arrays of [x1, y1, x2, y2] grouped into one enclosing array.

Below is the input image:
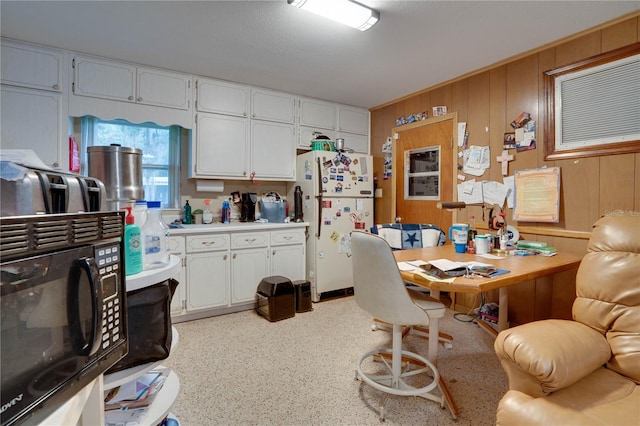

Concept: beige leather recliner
[[494, 214, 640, 425]]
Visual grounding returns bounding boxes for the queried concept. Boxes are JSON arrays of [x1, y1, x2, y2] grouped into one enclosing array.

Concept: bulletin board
[[513, 166, 561, 222]]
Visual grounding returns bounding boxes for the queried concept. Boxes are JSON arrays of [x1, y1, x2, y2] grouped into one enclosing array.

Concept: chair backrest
[[573, 214, 640, 382], [370, 223, 446, 250], [351, 231, 431, 327]]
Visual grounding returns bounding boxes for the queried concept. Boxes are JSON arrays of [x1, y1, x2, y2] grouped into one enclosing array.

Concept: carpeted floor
[[163, 295, 507, 425]]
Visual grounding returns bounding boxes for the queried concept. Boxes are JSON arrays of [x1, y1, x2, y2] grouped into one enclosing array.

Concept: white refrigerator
[[292, 150, 374, 302]]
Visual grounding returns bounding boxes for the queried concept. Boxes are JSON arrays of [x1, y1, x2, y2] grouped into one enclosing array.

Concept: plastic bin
[[260, 201, 286, 223]]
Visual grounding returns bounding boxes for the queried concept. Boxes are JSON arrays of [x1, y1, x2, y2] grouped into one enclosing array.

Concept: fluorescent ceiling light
[[288, 0, 380, 31]]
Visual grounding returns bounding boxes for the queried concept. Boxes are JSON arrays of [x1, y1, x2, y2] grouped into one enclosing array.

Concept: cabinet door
[[137, 67, 191, 110], [194, 113, 249, 178], [299, 98, 336, 130], [251, 89, 295, 124], [231, 248, 269, 304], [1, 41, 62, 92], [1, 86, 64, 169], [298, 126, 335, 150], [167, 237, 186, 316], [337, 106, 369, 134], [250, 121, 296, 180], [337, 132, 369, 154], [186, 251, 230, 310], [73, 55, 135, 102], [271, 245, 305, 282], [196, 78, 248, 117]]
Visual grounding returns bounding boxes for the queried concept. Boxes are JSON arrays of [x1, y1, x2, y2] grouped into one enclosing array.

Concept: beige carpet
[[163, 296, 507, 425]]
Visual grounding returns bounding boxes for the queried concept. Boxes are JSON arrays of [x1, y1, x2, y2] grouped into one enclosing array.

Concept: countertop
[[167, 221, 309, 235]]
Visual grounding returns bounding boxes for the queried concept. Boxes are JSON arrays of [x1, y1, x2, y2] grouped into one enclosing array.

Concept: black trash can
[[256, 276, 295, 321], [293, 280, 313, 313]]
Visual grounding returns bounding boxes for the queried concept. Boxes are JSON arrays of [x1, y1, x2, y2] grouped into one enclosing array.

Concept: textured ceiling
[[1, 1, 638, 109]]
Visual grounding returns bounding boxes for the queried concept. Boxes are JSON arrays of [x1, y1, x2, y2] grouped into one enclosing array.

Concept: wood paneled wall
[[369, 13, 640, 325]]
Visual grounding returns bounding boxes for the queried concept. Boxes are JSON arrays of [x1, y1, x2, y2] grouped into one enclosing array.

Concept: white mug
[[475, 235, 490, 254]]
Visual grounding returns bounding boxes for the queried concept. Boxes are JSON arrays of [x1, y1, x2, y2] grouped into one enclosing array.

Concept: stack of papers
[[397, 259, 509, 281]]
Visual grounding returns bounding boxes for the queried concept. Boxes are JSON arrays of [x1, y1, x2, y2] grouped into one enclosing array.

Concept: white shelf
[[125, 254, 181, 292], [104, 368, 180, 426]]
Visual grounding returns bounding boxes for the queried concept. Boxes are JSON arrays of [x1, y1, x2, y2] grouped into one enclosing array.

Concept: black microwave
[[0, 211, 128, 426]]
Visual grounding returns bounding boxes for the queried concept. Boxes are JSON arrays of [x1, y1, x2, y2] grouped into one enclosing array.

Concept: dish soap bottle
[[143, 201, 169, 269], [183, 200, 192, 224], [122, 206, 143, 276], [203, 199, 213, 224], [221, 200, 230, 224]]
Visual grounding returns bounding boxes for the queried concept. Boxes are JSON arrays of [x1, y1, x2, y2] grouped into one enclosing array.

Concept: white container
[[142, 201, 169, 269], [475, 235, 490, 255], [133, 200, 147, 228]]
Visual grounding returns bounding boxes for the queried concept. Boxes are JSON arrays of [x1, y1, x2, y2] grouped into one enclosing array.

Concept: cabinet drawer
[[167, 236, 185, 254], [186, 234, 229, 253], [230, 232, 269, 249], [270, 229, 305, 246]]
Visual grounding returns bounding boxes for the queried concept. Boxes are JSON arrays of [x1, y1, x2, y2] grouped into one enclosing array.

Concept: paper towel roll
[[196, 180, 224, 192]]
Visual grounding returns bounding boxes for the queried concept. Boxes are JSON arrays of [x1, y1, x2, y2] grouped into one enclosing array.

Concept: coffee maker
[[240, 193, 257, 222]]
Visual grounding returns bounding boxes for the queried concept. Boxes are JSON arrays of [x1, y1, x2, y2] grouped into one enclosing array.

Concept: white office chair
[[351, 231, 456, 421]]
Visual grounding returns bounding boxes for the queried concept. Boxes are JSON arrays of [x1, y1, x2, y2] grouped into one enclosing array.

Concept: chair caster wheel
[[444, 342, 453, 350], [371, 324, 379, 331]]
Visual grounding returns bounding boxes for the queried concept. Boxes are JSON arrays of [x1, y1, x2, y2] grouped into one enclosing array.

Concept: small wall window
[[81, 117, 181, 208], [544, 42, 640, 160], [404, 146, 440, 200]]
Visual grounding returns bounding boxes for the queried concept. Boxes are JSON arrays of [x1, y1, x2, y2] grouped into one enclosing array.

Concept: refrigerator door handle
[[316, 157, 323, 239]]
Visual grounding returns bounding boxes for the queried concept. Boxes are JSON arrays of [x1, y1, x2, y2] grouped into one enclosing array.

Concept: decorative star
[[404, 232, 420, 247]]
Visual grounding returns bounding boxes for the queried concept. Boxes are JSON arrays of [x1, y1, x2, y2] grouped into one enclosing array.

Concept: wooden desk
[[394, 245, 582, 338]]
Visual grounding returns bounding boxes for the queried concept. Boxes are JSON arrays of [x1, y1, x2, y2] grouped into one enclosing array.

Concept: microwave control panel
[[95, 242, 122, 351]]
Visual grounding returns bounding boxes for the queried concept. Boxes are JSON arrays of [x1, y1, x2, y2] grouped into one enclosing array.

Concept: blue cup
[[454, 242, 466, 253]]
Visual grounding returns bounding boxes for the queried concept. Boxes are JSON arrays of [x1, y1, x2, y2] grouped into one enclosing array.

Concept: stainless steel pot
[[335, 138, 345, 151], [87, 144, 144, 210]]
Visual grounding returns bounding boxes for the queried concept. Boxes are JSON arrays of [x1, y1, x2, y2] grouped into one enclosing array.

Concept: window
[[544, 42, 640, 160], [81, 117, 180, 208], [404, 146, 440, 200]]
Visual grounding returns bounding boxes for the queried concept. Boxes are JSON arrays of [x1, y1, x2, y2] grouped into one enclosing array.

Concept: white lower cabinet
[[270, 228, 305, 280], [166, 236, 186, 316], [170, 225, 307, 322]]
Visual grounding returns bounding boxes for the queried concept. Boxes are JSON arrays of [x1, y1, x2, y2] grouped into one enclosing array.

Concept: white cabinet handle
[[137, 97, 142, 102], [272, 250, 276, 255], [223, 254, 228, 260], [283, 236, 292, 241], [128, 95, 134, 101], [232, 253, 237, 259], [52, 84, 59, 90], [202, 241, 216, 246], [244, 238, 256, 243]]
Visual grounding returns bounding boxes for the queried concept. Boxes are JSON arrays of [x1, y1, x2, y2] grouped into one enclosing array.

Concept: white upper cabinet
[[1, 86, 63, 168], [299, 98, 336, 130], [251, 88, 295, 124], [251, 120, 296, 180], [194, 113, 249, 178], [136, 67, 191, 110], [196, 78, 249, 117], [72, 55, 191, 110], [337, 105, 369, 134], [1, 40, 63, 92], [73, 55, 135, 102]]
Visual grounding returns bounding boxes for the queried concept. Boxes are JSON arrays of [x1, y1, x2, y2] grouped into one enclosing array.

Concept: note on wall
[[513, 167, 561, 222]]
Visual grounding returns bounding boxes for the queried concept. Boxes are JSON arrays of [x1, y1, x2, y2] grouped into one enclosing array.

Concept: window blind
[[556, 56, 640, 149]]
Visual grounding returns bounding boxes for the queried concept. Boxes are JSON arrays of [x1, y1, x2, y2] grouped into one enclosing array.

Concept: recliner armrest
[[494, 319, 611, 397]]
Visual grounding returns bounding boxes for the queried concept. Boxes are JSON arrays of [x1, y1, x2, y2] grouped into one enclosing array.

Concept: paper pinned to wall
[[458, 122, 467, 147], [481, 181, 509, 206], [457, 179, 484, 204], [463, 146, 490, 176]]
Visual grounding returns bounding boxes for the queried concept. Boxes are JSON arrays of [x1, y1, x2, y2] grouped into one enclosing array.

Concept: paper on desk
[[428, 259, 494, 271], [413, 269, 456, 283], [397, 260, 427, 271]]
